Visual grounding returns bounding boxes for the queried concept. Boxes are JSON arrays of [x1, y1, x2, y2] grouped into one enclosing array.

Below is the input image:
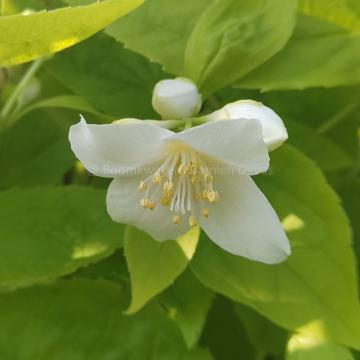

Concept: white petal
[[107, 176, 189, 241], [152, 78, 202, 119], [197, 172, 290, 264], [69, 116, 172, 177], [207, 100, 288, 151], [167, 119, 269, 175]]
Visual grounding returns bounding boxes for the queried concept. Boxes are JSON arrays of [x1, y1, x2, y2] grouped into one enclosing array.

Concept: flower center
[[138, 144, 219, 227]]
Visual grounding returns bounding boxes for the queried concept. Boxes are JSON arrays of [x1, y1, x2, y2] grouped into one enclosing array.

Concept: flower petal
[[167, 119, 269, 175], [107, 176, 189, 241], [197, 172, 290, 264], [207, 100, 288, 151], [69, 116, 173, 177]]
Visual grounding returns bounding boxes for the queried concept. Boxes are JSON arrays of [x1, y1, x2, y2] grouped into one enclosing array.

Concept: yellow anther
[[191, 175, 201, 184], [185, 165, 193, 175], [202, 208, 210, 218], [163, 181, 174, 192], [178, 163, 186, 175], [147, 200, 156, 210], [190, 163, 198, 175], [140, 198, 151, 208], [153, 170, 165, 184], [138, 181, 148, 192], [172, 215, 181, 225], [140, 198, 155, 209], [189, 215, 198, 227], [207, 190, 219, 203], [202, 190, 209, 200], [161, 195, 171, 206], [205, 174, 213, 184]]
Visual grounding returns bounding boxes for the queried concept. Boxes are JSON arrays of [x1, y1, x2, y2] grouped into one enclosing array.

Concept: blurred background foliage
[[0, 0, 359, 359]]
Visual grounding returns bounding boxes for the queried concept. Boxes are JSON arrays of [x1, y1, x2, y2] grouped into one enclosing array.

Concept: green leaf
[[235, 303, 288, 357], [105, 0, 211, 76], [124, 226, 200, 314], [0, 186, 124, 290], [191, 145, 360, 350], [0, 279, 213, 359], [285, 117, 353, 171], [0, 0, 144, 66], [298, 0, 360, 34], [160, 269, 214, 349], [45, 33, 167, 118], [337, 179, 360, 274], [201, 297, 256, 360], [184, 0, 297, 96], [238, 14, 360, 91], [286, 333, 355, 360], [0, 111, 74, 189], [10, 95, 112, 126]]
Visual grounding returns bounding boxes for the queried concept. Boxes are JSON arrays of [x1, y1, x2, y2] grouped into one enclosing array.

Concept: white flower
[[69, 114, 290, 264], [152, 77, 202, 119], [206, 99, 288, 151]]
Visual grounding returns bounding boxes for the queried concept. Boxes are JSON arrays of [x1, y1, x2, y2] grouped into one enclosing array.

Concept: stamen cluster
[[139, 148, 219, 227]]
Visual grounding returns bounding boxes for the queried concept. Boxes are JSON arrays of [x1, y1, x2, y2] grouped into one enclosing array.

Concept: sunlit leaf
[[299, 0, 360, 34], [286, 333, 355, 360], [124, 226, 200, 314], [0, 0, 144, 66], [191, 145, 360, 350]]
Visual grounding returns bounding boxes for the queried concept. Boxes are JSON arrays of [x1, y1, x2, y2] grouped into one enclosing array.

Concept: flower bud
[[207, 100, 288, 151], [152, 77, 202, 120]]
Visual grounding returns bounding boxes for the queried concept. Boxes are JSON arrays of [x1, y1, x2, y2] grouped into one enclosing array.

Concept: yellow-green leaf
[[0, 0, 144, 67], [124, 225, 200, 314]]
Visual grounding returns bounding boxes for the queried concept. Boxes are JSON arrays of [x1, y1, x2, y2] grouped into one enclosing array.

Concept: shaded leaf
[[184, 0, 297, 95], [201, 297, 256, 360], [239, 15, 360, 91], [0, 111, 74, 189], [0, 186, 124, 290], [161, 269, 214, 348], [45, 33, 166, 119], [105, 0, 211, 76], [0, 279, 213, 359]]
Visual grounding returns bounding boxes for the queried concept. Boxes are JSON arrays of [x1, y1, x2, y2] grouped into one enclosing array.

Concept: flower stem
[[0, 58, 45, 121], [184, 118, 193, 129]]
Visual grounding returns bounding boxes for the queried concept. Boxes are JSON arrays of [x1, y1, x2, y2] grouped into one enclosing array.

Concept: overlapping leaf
[[238, 14, 360, 90], [0, 279, 213, 359], [184, 0, 297, 95], [124, 226, 200, 314], [191, 145, 360, 350], [45, 33, 166, 118]]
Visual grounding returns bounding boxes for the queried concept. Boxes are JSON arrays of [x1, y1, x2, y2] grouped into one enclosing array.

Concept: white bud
[[206, 100, 288, 151], [152, 77, 202, 120]]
